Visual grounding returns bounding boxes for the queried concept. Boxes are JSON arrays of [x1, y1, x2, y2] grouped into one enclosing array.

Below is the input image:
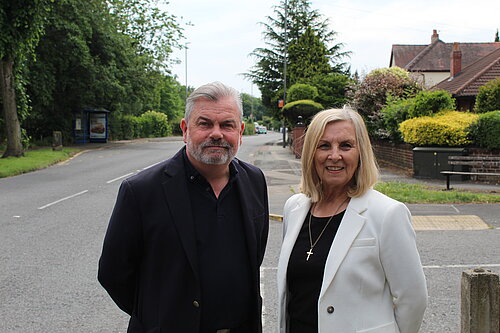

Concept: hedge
[[468, 110, 500, 149], [399, 111, 479, 146]]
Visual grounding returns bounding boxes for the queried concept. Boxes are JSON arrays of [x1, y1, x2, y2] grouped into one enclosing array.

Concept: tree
[[287, 27, 332, 84], [108, 0, 185, 70], [0, 0, 53, 157], [350, 67, 422, 136], [24, 0, 185, 141], [247, 0, 348, 112], [495, 29, 499, 42], [241, 93, 267, 121]]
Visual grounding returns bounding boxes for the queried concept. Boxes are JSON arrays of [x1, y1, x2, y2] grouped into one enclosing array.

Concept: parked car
[[255, 125, 267, 134]]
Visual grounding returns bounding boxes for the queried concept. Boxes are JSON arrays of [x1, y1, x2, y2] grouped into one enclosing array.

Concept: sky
[[165, 0, 499, 97]]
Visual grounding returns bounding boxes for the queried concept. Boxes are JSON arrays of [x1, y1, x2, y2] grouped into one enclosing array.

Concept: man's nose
[[209, 125, 223, 139]]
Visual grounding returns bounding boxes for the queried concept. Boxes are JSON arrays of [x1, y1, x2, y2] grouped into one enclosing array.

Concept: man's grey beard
[[187, 138, 237, 165]]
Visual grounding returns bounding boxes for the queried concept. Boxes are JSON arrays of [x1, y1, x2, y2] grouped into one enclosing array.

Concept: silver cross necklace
[[306, 197, 349, 261]]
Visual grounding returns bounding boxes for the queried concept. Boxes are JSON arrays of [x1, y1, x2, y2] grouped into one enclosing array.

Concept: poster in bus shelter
[[89, 113, 106, 139]]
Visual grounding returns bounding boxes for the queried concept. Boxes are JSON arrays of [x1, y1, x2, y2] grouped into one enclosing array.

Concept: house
[[434, 46, 500, 111], [390, 30, 500, 87]]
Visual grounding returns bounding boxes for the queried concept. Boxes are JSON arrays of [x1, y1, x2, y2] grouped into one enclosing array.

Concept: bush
[[381, 97, 415, 141], [140, 111, 172, 137], [286, 83, 319, 103], [349, 67, 422, 136], [244, 122, 255, 135], [474, 78, 500, 113], [468, 110, 500, 148], [410, 90, 455, 118], [121, 115, 142, 139], [282, 99, 323, 126], [399, 111, 479, 146]]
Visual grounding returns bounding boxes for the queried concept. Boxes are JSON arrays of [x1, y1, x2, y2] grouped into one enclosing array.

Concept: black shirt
[[286, 210, 345, 333], [183, 151, 252, 332]]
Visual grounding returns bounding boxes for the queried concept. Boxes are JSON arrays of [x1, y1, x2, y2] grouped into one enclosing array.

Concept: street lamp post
[[282, 0, 288, 148], [185, 42, 190, 100]]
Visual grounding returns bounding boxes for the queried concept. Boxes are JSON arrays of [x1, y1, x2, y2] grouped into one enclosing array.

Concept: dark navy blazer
[[98, 148, 269, 333]]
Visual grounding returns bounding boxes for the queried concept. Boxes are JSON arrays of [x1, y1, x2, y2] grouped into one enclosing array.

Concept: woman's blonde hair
[[300, 107, 379, 202]]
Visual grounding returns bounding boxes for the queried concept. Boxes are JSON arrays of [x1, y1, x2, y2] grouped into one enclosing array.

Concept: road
[[0, 132, 499, 332]]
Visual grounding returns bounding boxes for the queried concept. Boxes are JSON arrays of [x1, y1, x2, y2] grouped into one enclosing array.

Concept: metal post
[[185, 42, 190, 100], [282, 0, 288, 148]]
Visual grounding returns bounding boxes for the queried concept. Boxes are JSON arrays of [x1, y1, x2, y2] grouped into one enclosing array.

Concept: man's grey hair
[[184, 82, 243, 123]]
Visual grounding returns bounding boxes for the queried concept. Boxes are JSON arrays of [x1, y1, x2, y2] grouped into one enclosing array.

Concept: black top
[[184, 152, 252, 331], [286, 210, 345, 333]]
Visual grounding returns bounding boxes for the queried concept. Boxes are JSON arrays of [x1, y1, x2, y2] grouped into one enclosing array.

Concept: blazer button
[[193, 300, 200, 308], [327, 306, 334, 314]]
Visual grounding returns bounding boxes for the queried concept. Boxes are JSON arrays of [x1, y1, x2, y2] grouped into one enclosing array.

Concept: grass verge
[[0, 148, 80, 178], [375, 181, 499, 204]]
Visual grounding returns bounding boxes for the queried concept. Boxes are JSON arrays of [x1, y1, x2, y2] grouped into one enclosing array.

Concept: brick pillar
[[291, 117, 306, 159], [461, 268, 499, 333]]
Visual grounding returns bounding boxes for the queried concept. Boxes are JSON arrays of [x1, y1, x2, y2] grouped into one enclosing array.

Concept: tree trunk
[[1, 55, 24, 158]]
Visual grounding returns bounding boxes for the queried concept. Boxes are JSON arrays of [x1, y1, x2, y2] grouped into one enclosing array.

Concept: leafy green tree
[[247, 0, 348, 112], [24, 0, 184, 141], [309, 73, 351, 109], [287, 27, 332, 84], [108, 0, 185, 70], [350, 67, 422, 136], [0, 0, 53, 157], [241, 93, 267, 121]]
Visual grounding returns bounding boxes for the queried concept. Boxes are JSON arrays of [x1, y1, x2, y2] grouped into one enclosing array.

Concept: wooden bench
[[440, 156, 500, 190]]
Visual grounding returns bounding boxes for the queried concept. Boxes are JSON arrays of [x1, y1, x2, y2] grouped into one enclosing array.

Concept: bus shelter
[[73, 109, 110, 143]]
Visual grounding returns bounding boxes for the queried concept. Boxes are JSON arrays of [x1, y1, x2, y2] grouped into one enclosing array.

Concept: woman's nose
[[327, 148, 342, 160]]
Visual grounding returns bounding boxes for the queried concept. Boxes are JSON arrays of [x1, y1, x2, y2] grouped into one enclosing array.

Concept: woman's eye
[[341, 143, 353, 149]]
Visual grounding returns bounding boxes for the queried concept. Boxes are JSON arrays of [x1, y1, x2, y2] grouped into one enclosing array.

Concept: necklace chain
[[306, 196, 349, 261]]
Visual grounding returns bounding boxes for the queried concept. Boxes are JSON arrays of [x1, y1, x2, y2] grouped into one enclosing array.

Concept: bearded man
[[98, 82, 269, 333]]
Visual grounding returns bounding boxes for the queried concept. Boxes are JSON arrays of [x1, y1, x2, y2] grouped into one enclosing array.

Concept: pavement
[[249, 139, 499, 231]]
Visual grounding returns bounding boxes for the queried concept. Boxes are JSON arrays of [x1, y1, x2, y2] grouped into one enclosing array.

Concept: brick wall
[[372, 141, 414, 172], [467, 148, 500, 182]]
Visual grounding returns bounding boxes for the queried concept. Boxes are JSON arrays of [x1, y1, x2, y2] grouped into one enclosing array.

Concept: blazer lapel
[[161, 150, 199, 280], [278, 195, 311, 283], [235, 165, 259, 271], [319, 195, 368, 299]]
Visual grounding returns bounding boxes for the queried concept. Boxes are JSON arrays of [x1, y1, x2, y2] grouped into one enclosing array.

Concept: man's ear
[[240, 122, 245, 145], [180, 119, 188, 143]]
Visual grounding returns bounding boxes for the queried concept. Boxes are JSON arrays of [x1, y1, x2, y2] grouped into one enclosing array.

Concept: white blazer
[[277, 189, 427, 333]]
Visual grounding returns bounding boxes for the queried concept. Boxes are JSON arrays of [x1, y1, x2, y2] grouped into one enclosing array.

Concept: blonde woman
[[277, 108, 427, 333]]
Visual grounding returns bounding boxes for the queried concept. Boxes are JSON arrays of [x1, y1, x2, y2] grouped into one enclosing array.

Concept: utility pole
[[185, 42, 190, 100], [282, 0, 288, 148]]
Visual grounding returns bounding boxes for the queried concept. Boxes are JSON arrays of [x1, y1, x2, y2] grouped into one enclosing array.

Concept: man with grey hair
[[98, 82, 269, 332]]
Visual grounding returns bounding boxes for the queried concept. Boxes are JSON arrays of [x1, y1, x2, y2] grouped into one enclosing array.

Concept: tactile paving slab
[[412, 215, 489, 230]]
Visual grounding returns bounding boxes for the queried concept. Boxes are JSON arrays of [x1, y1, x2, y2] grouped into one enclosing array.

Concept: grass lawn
[[0, 148, 80, 178], [374, 181, 499, 204]]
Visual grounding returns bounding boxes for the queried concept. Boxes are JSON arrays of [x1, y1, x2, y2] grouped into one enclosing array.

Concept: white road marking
[[106, 172, 134, 184], [38, 190, 89, 210], [142, 161, 162, 170]]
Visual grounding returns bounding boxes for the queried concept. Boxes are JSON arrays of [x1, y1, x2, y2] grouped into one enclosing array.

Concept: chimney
[[450, 42, 462, 77], [431, 29, 439, 43]]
